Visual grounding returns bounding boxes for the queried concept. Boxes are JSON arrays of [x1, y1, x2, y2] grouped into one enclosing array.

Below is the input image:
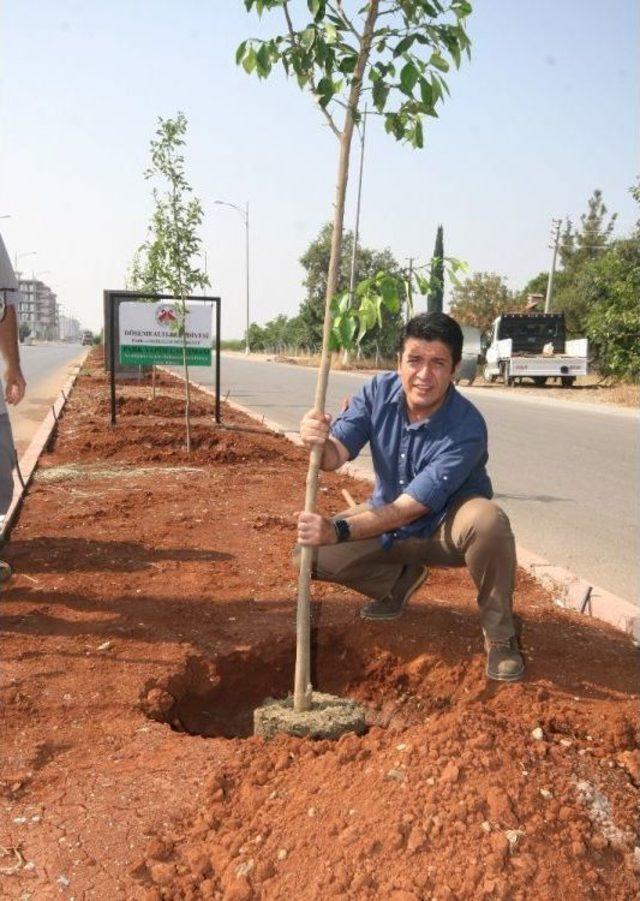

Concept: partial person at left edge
[[0, 232, 28, 581]]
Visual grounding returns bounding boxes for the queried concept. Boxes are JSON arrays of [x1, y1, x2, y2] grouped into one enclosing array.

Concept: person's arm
[[300, 409, 351, 471], [0, 305, 26, 405], [297, 492, 429, 545], [297, 417, 488, 546], [299, 379, 374, 471]]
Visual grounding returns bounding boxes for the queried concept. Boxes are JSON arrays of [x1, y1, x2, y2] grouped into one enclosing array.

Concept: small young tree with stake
[[238, 0, 472, 712], [142, 112, 209, 454]]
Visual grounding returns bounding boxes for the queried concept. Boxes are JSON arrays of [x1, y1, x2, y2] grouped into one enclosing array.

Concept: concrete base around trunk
[[253, 692, 367, 740]]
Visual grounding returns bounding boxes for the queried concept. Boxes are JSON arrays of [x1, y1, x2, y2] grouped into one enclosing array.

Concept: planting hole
[[138, 629, 448, 739]]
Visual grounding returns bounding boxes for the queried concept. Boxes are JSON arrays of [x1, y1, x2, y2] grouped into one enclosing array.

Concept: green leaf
[[338, 54, 358, 74], [419, 77, 433, 109], [308, 0, 325, 22], [400, 61, 419, 95], [412, 118, 424, 148], [415, 273, 429, 294], [316, 75, 334, 107], [235, 41, 247, 65], [300, 26, 315, 49], [372, 79, 389, 113], [393, 35, 415, 57], [430, 52, 450, 73], [242, 47, 257, 74], [324, 23, 338, 44], [379, 275, 400, 312], [256, 43, 271, 77]]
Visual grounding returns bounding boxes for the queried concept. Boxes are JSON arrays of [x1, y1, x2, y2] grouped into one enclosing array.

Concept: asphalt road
[[194, 354, 639, 606], [5, 343, 87, 455]]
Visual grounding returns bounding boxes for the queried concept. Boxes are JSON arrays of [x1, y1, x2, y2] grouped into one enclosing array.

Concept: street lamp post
[[214, 199, 250, 355], [14, 250, 36, 273]]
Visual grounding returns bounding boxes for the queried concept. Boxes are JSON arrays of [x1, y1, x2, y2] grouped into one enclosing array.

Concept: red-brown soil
[[1, 348, 638, 899]]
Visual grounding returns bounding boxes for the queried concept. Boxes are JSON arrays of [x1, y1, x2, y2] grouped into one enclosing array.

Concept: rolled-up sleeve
[[404, 423, 487, 516], [329, 382, 373, 460]]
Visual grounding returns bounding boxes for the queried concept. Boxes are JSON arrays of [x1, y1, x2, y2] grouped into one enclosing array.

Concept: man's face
[[398, 337, 457, 419]]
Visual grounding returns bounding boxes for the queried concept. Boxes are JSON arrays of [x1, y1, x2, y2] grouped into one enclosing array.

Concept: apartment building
[[16, 275, 59, 340]]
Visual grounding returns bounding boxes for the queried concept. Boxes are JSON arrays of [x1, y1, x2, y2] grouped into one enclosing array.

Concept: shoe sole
[[359, 569, 428, 621], [486, 664, 525, 682]]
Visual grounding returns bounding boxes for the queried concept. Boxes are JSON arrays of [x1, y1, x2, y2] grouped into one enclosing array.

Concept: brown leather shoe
[[360, 565, 428, 621], [485, 635, 525, 682]]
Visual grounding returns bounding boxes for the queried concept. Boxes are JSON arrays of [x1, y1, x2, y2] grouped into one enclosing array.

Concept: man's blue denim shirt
[[330, 372, 493, 549]]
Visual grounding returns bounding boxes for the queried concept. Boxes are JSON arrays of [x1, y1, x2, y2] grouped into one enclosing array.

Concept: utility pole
[[244, 201, 250, 355], [213, 199, 250, 353], [406, 257, 414, 321], [545, 218, 562, 313]]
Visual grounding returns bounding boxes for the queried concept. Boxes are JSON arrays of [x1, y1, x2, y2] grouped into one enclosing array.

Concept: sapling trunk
[[293, 0, 379, 713], [180, 300, 192, 456]]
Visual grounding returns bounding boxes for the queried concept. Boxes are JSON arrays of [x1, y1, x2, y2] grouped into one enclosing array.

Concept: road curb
[[184, 374, 639, 642], [0, 351, 89, 541]]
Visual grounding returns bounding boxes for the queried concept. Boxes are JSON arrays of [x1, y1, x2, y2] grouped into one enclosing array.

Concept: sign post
[[104, 291, 221, 426]]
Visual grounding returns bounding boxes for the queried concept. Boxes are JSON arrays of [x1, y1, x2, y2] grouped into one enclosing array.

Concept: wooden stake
[[293, 1, 379, 714]]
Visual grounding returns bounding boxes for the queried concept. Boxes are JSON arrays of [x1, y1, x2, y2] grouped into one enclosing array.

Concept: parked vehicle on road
[[483, 312, 588, 387], [81, 330, 94, 346]]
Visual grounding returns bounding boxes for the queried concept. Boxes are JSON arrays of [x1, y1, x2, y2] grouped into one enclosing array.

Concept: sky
[[1, 1, 638, 337]]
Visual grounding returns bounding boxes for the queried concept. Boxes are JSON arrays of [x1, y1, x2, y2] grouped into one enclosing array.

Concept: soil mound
[[95, 394, 214, 418]]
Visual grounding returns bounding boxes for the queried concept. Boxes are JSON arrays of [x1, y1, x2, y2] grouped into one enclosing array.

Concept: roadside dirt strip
[[1, 348, 638, 899]]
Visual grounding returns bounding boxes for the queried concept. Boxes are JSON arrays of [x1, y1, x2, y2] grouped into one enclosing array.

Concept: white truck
[[483, 312, 588, 387]]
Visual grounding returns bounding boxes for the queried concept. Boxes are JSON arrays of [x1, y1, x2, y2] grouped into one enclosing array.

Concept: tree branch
[[329, 1, 362, 40], [282, 0, 342, 139]]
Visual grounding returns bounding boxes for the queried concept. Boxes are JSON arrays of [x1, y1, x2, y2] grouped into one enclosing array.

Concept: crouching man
[[296, 312, 524, 682]]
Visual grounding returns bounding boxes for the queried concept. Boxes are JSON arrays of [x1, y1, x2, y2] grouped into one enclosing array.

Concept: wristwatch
[[333, 518, 351, 543]]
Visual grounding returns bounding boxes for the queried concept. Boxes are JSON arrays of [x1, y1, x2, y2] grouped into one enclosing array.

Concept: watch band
[[333, 518, 351, 543]]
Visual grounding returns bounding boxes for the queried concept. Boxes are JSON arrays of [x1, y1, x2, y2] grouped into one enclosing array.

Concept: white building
[[59, 314, 81, 342], [16, 275, 59, 340]]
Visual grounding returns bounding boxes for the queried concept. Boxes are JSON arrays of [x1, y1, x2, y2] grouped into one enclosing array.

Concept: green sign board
[[120, 345, 211, 366], [118, 301, 213, 367]]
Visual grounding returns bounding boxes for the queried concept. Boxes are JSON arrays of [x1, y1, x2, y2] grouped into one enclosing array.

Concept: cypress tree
[[427, 224, 444, 313]]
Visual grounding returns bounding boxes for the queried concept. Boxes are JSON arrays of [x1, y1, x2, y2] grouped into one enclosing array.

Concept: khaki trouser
[[302, 496, 517, 641]]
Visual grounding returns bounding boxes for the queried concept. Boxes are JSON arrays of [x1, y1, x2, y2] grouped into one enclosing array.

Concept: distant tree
[[515, 270, 570, 310], [559, 189, 617, 271], [248, 313, 308, 352], [427, 225, 444, 313], [581, 237, 640, 380], [18, 323, 31, 342], [553, 190, 619, 335], [298, 223, 404, 357], [141, 111, 209, 454], [449, 272, 517, 339]]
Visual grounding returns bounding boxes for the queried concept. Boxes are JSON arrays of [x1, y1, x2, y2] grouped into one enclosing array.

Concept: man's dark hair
[[398, 312, 463, 366]]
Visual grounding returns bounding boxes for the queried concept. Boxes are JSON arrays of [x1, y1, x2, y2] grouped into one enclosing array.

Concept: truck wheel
[[483, 366, 497, 383], [561, 376, 576, 388], [533, 377, 547, 387]]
